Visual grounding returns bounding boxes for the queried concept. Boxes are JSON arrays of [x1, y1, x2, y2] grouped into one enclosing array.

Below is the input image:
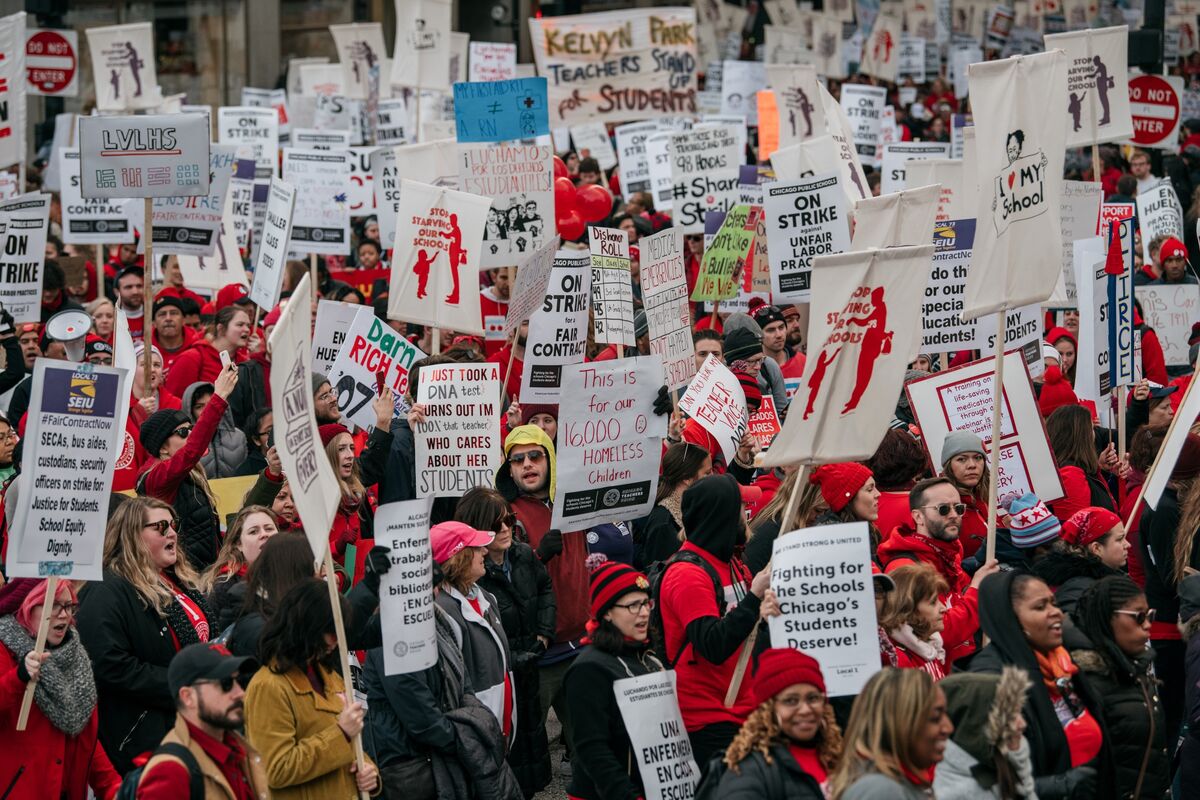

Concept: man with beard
[[136, 643, 269, 797], [115, 266, 147, 340], [151, 293, 201, 378], [782, 305, 804, 350], [878, 477, 999, 663]]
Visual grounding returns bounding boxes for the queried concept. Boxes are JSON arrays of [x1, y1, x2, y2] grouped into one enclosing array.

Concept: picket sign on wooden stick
[[16, 576, 59, 730], [985, 312, 1006, 565], [143, 198, 155, 388], [709, 300, 720, 329], [309, 252, 318, 305], [322, 550, 369, 800], [1117, 384, 1129, 503]]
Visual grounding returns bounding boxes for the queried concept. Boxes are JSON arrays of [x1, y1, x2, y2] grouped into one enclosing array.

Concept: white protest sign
[[377, 497, 437, 674], [922, 219, 979, 351], [764, 173, 851, 303], [613, 671, 701, 800], [551, 356, 667, 531], [1144, 368, 1200, 510], [7, 361, 123, 580], [615, 121, 661, 196], [0, 13, 25, 170], [376, 98, 409, 146], [391, 0, 452, 91], [1046, 180, 1103, 308], [241, 87, 291, 142], [851, 183, 941, 250], [569, 122, 618, 171], [249, 178, 297, 312], [85, 22, 161, 111], [669, 126, 741, 233], [641, 228, 696, 391], [347, 146, 376, 218], [460, 141, 555, 268], [1044, 26, 1133, 147], [975, 304, 1045, 380], [646, 132, 675, 212], [721, 60, 767, 125], [907, 158, 970, 223], [0, 193, 51, 324], [175, 215, 248, 293], [415, 363, 503, 497], [373, 138, 459, 252], [1137, 180, 1185, 267], [282, 148, 352, 255], [226, 152, 257, 248], [505, 235, 559, 337], [469, 42, 517, 82], [768, 522, 880, 697], [59, 149, 136, 245], [326, 311, 427, 430], [1136, 284, 1200, 367], [589, 226, 635, 347], [679, 355, 747, 463], [330, 22, 388, 101], [839, 84, 888, 167], [521, 251, 592, 402], [1073, 237, 1112, 408], [291, 128, 352, 150], [152, 144, 236, 257], [78, 114, 210, 199], [880, 142, 952, 195], [218, 107, 279, 179], [313, 301, 370, 376], [860, 14, 903, 83]]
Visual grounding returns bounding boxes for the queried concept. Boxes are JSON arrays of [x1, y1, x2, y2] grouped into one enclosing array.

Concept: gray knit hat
[[941, 430, 985, 466]]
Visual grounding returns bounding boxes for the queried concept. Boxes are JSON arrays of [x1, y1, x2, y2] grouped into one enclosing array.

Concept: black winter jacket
[[1031, 549, 1124, 616], [362, 649, 458, 765], [716, 742, 826, 799], [1139, 486, 1200, 622], [637, 503, 683, 570], [135, 467, 220, 571], [225, 357, 269, 430]]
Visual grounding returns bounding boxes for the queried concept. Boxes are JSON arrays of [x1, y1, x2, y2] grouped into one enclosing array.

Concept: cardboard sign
[[764, 174, 851, 302], [453, 77, 549, 143], [469, 42, 517, 82], [839, 84, 888, 166], [0, 193, 51, 324], [880, 142, 952, 195], [326, 310, 427, 431], [282, 148, 352, 255], [376, 98, 409, 146], [460, 141, 555, 267], [589, 226, 635, 347], [692, 205, 755, 301], [85, 22, 161, 111], [569, 122, 618, 171], [7, 361, 124, 580], [415, 363, 503, 497], [1044, 26, 1133, 147], [641, 228, 696, 390], [551, 356, 667, 531], [313, 300, 370, 376], [768, 522, 881, 697], [505, 235, 559, 337], [1137, 180, 1185, 267], [679, 355, 747, 463], [1136, 284, 1200, 367], [329, 22, 387, 101], [58, 148, 135, 245], [78, 114, 210, 199], [152, 144, 236, 256], [249, 178, 297, 312], [377, 497, 437, 675], [520, 251, 592, 402]]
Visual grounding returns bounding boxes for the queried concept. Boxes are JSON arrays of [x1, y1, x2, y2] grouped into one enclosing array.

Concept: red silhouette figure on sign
[[439, 213, 467, 304], [413, 248, 436, 299], [842, 287, 893, 414], [803, 347, 842, 421], [873, 30, 894, 62]]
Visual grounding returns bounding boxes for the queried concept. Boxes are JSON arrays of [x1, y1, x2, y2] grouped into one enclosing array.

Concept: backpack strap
[[657, 551, 727, 668], [153, 742, 205, 800]]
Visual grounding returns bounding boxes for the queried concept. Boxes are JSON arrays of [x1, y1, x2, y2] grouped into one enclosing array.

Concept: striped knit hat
[[588, 556, 651, 619]]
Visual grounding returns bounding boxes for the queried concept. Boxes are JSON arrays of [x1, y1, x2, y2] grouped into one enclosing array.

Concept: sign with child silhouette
[[1045, 26, 1133, 147], [86, 22, 161, 111]]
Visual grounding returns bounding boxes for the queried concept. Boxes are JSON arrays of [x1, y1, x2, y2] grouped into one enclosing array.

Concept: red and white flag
[[859, 14, 902, 83]]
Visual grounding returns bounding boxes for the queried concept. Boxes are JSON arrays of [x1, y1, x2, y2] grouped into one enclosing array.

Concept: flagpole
[[322, 551, 369, 800], [985, 311, 1005, 564]]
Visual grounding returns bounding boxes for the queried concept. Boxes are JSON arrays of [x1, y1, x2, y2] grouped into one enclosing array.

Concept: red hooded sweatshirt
[[164, 339, 226, 397]]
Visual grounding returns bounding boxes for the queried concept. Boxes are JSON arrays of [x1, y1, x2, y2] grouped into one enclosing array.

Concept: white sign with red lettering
[[680, 355, 748, 463], [469, 42, 517, 82]]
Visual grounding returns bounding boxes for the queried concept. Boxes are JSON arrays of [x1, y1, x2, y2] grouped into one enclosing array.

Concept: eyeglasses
[[315, 389, 335, 403], [612, 598, 654, 614], [193, 673, 252, 693], [494, 513, 516, 532], [509, 450, 545, 465], [51, 602, 79, 617], [776, 692, 827, 709], [143, 517, 180, 535], [1114, 608, 1156, 626], [171, 426, 192, 440], [921, 503, 966, 516]]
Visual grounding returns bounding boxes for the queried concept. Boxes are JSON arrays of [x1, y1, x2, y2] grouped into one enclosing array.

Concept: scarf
[[1034, 645, 1078, 693], [878, 627, 898, 667], [0, 616, 97, 736], [888, 624, 946, 664], [660, 493, 684, 532], [160, 573, 212, 648]]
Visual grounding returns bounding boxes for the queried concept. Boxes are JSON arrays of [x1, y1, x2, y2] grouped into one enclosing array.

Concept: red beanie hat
[[1037, 365, 1079, 417], [1061, 506, 1122, 547], [734, 369, 762, 412], [753, 648, 826, 706], [588, 557, 651, 619], [318, 423, 350, 447], [810, 462, 873, 512]]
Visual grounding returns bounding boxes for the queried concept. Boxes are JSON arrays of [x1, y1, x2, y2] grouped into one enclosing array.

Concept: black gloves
[[653, 385, 672, 416], [0, 307, 13, 338], [1035, 766, 1097, 800], [536, 529, 564, 563], [361, 545, 392, 594]]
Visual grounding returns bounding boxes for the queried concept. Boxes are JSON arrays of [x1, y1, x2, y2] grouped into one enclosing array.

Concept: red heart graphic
[[1008, 172, 1016, 189]]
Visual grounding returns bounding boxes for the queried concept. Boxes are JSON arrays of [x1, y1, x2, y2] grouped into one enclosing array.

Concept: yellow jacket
[[244, 662, 375, 800]]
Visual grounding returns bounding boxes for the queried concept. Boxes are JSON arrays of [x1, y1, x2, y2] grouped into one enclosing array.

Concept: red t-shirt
[[660, 542, 756, 730], [1050, 688, 1104, 767], [788, 742, 828, 787]]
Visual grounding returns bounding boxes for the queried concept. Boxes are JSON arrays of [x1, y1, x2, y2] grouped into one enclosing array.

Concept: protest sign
[[330, 22, 387, 101], [963, 51, 1068, 320], [569, 122, 618, 170], [414, 363, 503, 497], [590, 226, 636, 347], [282, 148, 351, 255], [313, 300, 370, 376], [387, 179, 491, 334], [520, 251, 592, 402], [505, 235, 559, 337], [898, 36, 927, 82], [1046, 180, 1104, 307], [922, 219, 979, 351], [176, 219, 247, 293], [721, 60, 766, 125], [326, 310, 427, 430], [764, 246, 934, 467], [907, 158, 969, 222], [641, 228, 695, 390], [880, 142, 951, 195], [839, 84, 888, 166], [749, 396, 782, 451], [1107, 211, 1137, 387], [85, 22, 160, 111], [771, 135, 869, 211], [249, 178, 297, 312], [346, 147, 376, 218], [459, 141, 555, 267], [313, 95, 364, 143], [226, 151, 256, 248], [769, 522, 879, 697], [0, 193, 50, 324], [770, 71, 826, 155], [551, 356, 666, 530], [292, 128, 352, 150], [764, 173, 851, 302], [679, 355, 747, 463], [1073, 237, 1112, 407], [391, 0, 452, 91], [469, 42, 517, 82], [851, 183, 941, 250], [975, 304, 1045, 380], [529, 7, 699, 126], [0, 14, 25, 170], [1136, 284, 1200, 367], [241, 87, 290, 142], [645, 131, 675, 212], [907, 350, 1065, 501], [376, 497, 437, 675], [1137, 180, 1185, 267], [152, 144, 236, 257], [613, 671, 700, 800], [693, 205, 756, 301], [1044, 26, 1132, 147], [58, 149, 135, 245], [268, 274, 341, 559], [217, 107, 278, 179], [375, 98, 409, 146], [7, 360, 123, 580], [669, 126, 741, 233], [809, 15, 847, 78], [614, 121, 660, 195], [453, 77, 549, 143], [78, 114, 210, 199], [860, 13, 903, 83], [374, 138, 459, 251]]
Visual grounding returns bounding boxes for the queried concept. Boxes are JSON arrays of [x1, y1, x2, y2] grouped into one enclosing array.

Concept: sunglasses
[[172, 426, 192, 440], [494, 513, 516, 532], [922, 503, 966, 516], [509, 450, 545, 465], [194, 673, 252, 693], [1114, 608, 1156, 626], [143, 517, 180, 535]]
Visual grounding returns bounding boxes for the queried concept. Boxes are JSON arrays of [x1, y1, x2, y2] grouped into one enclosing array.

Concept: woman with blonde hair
[[201, 504, 280, 627], [85, 296, 115, 341], [829, 668, 953, 799], [716, 648, 843, 797], [879, 564, 952, 680], [75, 496, 212, 774]]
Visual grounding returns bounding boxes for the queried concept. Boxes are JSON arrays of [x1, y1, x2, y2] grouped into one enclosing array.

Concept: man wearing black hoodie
[[657, 473, 770, 768]]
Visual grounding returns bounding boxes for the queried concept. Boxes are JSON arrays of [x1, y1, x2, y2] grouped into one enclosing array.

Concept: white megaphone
[[44, 309, 92, 363]]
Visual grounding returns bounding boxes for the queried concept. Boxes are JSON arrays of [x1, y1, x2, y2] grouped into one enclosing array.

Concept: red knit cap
[[1061, 506, 1122, 547], [1037, 365, 1079, 418], [589, 558, 651, 619], [318, 423, 350, 447], [753, 648, 826, 706], [810, 462, 873, 512], [734, 369, 762, 412]]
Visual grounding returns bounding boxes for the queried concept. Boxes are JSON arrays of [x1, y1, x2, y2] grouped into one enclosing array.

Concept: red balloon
[[553, 155, 569, 180], [576, 184, 612, 223], [557, 209, 585, 241], [554, 176, 577, 214]]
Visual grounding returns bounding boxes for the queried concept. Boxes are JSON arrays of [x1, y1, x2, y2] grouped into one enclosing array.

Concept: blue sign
[[453, 78, 549, 144]]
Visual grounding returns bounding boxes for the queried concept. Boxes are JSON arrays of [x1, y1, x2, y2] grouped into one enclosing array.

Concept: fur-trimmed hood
[[940, 666, 1032, 788], [1180, 614, 1200, 642]]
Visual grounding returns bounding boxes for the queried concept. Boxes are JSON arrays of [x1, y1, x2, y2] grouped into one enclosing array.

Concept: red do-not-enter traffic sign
[[25, 29, 77, 97], [1129, 74, 1182, 149]]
